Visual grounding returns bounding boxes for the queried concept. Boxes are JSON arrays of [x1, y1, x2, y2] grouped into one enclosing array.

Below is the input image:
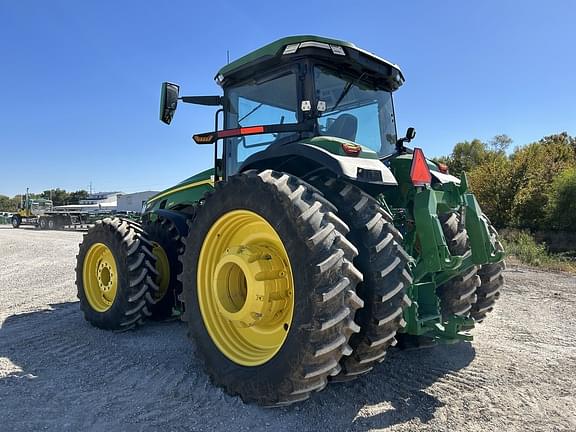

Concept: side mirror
[[405, 127, 416, 142], [396, 127, 417, 153], [160, 82, 180, 124]]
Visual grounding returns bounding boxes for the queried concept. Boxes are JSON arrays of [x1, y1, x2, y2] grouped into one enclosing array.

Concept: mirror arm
[[396, 137, 409, 153], [180, 96, 223, 106]]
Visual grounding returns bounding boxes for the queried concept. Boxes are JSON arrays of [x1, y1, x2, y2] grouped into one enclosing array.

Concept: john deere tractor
[[76, 36, 505, 406]]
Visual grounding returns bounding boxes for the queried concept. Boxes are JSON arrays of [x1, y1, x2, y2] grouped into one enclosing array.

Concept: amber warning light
[[192, 122, 315, 145], [410, 148, 432, 186]]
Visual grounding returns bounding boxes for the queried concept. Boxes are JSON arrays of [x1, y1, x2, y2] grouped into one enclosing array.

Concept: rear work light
[[410, 148, 432, 187], [283, 41, 346, 56]]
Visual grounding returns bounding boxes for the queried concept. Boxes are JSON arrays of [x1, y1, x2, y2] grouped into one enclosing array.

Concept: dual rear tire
[[180, 171, 414, 404], [181, 170, 364, 406], [308, 176, 412, 381]]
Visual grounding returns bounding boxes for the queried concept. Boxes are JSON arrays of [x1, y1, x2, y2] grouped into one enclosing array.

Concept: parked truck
[[11, 189, 93, 229]]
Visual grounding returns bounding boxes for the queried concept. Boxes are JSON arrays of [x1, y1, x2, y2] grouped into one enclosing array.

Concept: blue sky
[[1, 1, 574, 196]]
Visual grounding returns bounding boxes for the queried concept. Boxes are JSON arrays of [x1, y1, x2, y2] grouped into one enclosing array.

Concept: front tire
[[181, 170, 363, 406], [76, 218, 160, 330], [11, 215, 21, 228]]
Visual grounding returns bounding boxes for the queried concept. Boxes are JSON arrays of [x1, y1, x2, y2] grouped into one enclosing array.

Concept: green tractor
[[76, 36, 505, 406]]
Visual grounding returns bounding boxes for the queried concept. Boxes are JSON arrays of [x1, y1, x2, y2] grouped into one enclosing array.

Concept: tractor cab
[[216, 37, 404, 175], [160, 36, 410, 183]]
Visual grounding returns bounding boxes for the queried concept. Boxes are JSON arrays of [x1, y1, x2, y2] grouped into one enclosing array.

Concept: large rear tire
[[181, 170, 363, 406], [76, 218, 160, 330], [472, 220, 505, 322], [309, 176, 412, 381], [142, 214, 184, 320], [436, 212, 480, 319]]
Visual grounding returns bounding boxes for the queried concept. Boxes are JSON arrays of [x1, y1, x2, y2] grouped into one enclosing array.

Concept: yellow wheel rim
[[152, 241, 170, 300], [83, 243, 118, 312], [198, 210, 294, 366]]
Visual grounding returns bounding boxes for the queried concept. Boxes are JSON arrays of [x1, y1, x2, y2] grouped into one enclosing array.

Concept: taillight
[[410, 148, 432, 186], [437, 163, 449, 174], [342, 142, 361, 156]]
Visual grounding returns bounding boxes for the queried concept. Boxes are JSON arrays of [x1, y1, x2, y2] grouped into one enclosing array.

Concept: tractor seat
[[325, 113, 358, 142]]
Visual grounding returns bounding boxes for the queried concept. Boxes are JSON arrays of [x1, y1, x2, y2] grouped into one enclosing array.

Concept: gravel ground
[[1, 225, 575, 431]]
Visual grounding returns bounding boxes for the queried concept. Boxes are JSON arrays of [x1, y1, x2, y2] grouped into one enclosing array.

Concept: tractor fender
[[240, 142, 398, 185], [431, 170, 460, 185], [144, 209, 192, 238]]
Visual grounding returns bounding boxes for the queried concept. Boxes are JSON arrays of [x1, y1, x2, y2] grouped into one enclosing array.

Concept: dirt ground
[[1, 225, 575, 431]]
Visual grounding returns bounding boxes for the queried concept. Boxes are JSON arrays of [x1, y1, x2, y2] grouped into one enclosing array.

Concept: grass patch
[[501, 230, 576, 273]]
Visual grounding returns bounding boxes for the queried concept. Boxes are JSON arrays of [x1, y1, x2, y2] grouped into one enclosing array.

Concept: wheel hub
[[151, 241, 170, 300], [197, 209, 295, 366], [82, 242, 118, 312], [213, 245, 291, 328], [97, 261, 114, 292]]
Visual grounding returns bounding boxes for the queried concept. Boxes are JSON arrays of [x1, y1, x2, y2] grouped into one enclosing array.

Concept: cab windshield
[[224, 71, 299, 175], [314, 65, 397, 157]]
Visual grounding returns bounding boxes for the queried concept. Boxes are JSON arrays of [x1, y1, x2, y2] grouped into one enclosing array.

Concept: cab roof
[[215, 35, 405, 91]]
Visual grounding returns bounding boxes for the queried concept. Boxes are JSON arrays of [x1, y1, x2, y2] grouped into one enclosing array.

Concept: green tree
[[538, 132, 576, 154], [468, 154, 514, 228], [509, 138, 576, 229], [41, 188, 68, 206], [0, 195, 11, 211], [488, 134, 512, 154], [438, 132, 576, 231], [448, 139, 487, 176], [68, 190, 89, 204], [545, 167, 576, 230], [0, 195, 22, 212]]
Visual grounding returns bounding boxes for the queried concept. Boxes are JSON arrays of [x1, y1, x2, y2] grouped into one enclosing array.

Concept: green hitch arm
[[412, 187, 462, 281], [463, 192, 505, 265]]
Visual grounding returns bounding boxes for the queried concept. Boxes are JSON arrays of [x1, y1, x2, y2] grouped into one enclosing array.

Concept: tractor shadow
[[0, 303, 476, 431], [290, 340, 477, 431]]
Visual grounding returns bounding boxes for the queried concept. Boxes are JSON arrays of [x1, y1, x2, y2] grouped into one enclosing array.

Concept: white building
[[116, 191, 159, 213], [79, 192, 123, 205]]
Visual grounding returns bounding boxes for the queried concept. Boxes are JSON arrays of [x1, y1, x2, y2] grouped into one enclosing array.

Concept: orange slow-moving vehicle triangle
[[410, 148, 432, 186]]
